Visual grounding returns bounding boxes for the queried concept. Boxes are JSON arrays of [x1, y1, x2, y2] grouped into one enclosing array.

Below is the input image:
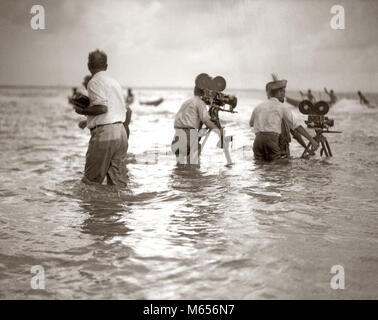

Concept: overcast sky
[[0, 0, 377, 92]]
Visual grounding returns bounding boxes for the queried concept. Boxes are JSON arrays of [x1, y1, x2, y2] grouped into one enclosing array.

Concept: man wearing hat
[[249, 75, 318, 161]]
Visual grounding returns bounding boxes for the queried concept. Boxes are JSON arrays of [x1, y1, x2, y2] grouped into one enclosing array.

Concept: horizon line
[[0, 84, 262, 91], [0, 84, 375, 95]]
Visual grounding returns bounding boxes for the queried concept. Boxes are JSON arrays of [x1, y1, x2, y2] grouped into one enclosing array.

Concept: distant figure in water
[[299, 89, 315, 103], [324, 87, 337, 105], [124, 88, 134, 139], [126, 88, 134, 104], [307, 89, 315, 102], [358, 91, 370, 106]]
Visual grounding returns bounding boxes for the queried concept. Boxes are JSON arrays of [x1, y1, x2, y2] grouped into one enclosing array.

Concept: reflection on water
[[0, 87, 378, 299], [79, 194, 132, 240]]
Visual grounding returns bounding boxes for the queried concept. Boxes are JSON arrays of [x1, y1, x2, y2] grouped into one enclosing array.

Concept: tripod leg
[[319, 139, 325, 156], [321, 140, 329, 157], [324, 139, 333, 157], [301, 141, 312, 158]]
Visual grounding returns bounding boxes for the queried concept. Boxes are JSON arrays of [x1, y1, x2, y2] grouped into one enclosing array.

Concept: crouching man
[[74, 49, 128, 185], [249, 76, 318, 161]]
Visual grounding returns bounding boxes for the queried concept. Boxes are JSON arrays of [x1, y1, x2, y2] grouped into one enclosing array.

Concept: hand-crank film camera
[[298, 100, 334, 130], [194, 73, 237, 152], [195, 73, 237, 112], [68, 91, 90, 109], [298, 100, 341, 157]]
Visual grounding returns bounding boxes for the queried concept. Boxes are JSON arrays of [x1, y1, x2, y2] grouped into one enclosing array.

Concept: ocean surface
[[0, 86, 377, 299]]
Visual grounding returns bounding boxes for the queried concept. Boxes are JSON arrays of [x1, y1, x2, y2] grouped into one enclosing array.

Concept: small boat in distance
[[139, 97, 164, 106]]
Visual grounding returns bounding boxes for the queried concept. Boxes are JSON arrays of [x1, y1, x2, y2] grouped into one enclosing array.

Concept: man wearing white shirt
[[74, 49, 128, 185], [249, 77, 318, 161], [171, 86, 219, 164]]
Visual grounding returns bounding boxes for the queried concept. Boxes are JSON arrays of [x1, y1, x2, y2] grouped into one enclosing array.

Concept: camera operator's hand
[[295, 126, 319, 153], [74, 106, 85, 115], [78, 120, 87, 130], [310, 138, 319, 151]]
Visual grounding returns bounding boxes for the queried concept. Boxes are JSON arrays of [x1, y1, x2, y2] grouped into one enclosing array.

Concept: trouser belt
[[90, 121, 123, 132], [256, 132, 279, 136], [174, 127, 196, 130]]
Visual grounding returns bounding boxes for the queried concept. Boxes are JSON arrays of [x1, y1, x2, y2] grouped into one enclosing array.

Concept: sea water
[[0, 87, 377, 299]]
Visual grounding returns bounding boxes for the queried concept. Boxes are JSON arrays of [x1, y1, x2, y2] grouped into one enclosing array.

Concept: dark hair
[[194, 86, 204, 97], [88, 49, 107, 70]]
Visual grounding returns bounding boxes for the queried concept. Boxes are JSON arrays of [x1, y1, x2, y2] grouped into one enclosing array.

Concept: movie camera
[[299, 100, 334, 130], [195, 73, 237, 114], [194, 73, 237, 164], [68, 90, 90, 109], [195, 73, 237, 147], [298, 100, 341, 157]]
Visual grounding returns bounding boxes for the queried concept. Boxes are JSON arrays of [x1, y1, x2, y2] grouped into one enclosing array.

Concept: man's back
[[251, 98, 301, 134], [174, 96, 209, 129], [251, 98, 286, 134], [86, 71, 126, 129]]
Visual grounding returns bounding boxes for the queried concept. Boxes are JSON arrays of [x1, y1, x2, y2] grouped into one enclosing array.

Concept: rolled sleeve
[[283, 107, 301, 130], [292, 112, 304, 129], [88, 79, 108, 106]]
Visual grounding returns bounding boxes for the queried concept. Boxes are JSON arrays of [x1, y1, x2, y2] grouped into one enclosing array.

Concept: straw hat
[[266, 73, 287, 92]]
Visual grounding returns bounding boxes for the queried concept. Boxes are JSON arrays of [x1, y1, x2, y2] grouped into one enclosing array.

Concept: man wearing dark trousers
[[250, 77, 318, 161]]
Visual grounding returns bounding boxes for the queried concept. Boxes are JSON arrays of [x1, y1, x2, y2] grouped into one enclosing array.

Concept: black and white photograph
[[0, 0, 377, 303]]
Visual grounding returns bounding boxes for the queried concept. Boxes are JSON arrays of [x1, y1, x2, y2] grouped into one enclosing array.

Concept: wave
[[329, 99, 377, 114]]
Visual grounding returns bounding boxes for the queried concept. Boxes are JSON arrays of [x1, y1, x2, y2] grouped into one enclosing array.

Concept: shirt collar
[[269, 97, 279, 102], [91, 70, 106, 79]]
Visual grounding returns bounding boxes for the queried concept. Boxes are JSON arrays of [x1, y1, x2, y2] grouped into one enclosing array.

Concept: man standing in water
[[358, 91, 370, 106], [299, 89, 315, 102], [324, 87, 338, 105], [249, 76, 318, 161], [171, 85, 219, 164], [74, 49, 128, 185], [124, 88, 134, 139]]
